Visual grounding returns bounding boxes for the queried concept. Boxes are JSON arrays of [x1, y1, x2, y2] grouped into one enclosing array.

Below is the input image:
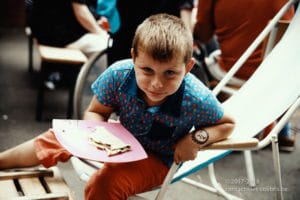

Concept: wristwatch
[[191, 129, 209, 145]]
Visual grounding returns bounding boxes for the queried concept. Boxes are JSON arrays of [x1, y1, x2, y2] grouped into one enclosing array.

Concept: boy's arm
[[174, 111, 235, 164], [83, 96, 114, 122]]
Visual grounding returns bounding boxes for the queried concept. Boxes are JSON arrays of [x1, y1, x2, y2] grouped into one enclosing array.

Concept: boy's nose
[[151, 76, 164, 89]]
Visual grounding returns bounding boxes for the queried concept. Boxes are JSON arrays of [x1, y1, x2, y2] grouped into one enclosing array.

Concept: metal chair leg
[[272, 135, 283, 200], [244, 150, 256, 187]]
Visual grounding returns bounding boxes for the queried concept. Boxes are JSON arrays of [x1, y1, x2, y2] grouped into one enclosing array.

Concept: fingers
[[174, 154, 181, 165], [174, 151, 197, 164]]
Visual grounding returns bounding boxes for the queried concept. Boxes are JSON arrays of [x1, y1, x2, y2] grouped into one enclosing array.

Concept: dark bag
[[190, 41, 213, 87]]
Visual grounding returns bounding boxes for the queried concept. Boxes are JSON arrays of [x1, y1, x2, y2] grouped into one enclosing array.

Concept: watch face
[[195, 131, 208, 142], [192, 130, 209, 144]]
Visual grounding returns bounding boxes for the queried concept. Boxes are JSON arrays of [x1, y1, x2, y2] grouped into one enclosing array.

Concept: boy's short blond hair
[[132, 13, 193, 64]]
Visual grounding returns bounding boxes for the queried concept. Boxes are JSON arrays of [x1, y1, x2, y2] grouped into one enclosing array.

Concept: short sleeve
[[197, 93, 224, 126], [91, 67, 117, 107], [183, 73, 224, 128]]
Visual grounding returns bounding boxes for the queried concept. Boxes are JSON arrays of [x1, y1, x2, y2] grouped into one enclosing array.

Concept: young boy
[[0, 14, 235, 199]]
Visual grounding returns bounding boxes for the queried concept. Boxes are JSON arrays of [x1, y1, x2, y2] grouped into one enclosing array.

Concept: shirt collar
[[119, 67, 138, 97], [159, 81, 184, 117]]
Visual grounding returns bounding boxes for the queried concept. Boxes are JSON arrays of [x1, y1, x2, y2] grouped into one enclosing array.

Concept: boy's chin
[[145, 96, 167, 107]]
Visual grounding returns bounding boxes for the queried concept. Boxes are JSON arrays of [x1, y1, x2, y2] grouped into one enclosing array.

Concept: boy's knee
[[84, 157, 168, 199], [85, 165, 131, 200], [35, 129, 72, 168]]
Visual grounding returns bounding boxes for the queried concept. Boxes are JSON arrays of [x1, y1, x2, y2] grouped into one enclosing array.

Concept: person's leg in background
[[43, 33, 110, 90], [278, 122, 296, 152], [257, 122, 296, 152], [204, 35, 219, 56], [66, 33, 109, 58]]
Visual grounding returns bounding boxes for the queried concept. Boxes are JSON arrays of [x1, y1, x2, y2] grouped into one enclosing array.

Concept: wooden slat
[[38, 45, 87, 65], [1, 167, 74, 200], [0, 179, 19, 198], [45, 167, 74, 200], [19, 177, 46, 195]]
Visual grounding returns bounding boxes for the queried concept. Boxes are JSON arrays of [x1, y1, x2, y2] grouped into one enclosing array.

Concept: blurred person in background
[[193, 0, 296, 151]]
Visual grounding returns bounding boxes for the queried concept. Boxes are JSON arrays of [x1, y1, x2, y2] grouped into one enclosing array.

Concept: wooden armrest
[[203, 138, 259, 150], [38, 45, 87, 64]]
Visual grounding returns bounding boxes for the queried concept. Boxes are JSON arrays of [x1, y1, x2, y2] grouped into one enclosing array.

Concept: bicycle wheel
[[73, 49, 109, 119]]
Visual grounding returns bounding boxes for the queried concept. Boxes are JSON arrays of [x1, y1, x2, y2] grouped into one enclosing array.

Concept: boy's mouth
[[147, 90, 165, 97]]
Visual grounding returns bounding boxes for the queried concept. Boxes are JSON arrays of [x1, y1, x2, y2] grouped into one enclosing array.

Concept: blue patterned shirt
[[91, 59, 224, 167]]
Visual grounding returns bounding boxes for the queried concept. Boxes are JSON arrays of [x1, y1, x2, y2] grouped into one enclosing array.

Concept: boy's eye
[[165, 70, 176, 76], [142, 67, 153, 74]]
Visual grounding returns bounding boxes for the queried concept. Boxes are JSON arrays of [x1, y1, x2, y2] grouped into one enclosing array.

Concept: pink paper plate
[[52, 119, 147, 163]]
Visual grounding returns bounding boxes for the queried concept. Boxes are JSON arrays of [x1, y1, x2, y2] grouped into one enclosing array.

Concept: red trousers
[[34, 130, 169, 199]]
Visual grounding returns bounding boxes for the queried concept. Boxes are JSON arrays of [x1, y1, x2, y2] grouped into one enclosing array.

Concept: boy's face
[[131, 49, 194, 107]]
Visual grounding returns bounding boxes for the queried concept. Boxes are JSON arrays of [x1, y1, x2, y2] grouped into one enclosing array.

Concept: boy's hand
[[173, 133, 200, 164]]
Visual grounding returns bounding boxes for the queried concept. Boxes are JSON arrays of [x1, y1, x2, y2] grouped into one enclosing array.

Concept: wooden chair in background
[[34, 43, 87, 121], [24, 0, 87, 121]]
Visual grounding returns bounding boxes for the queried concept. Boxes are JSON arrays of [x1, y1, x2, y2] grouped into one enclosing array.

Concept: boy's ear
[[131, 48, 135, 61], [185, 57, 195, 75]]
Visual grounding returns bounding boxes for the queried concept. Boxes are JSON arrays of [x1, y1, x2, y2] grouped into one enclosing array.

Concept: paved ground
[[0, 28, 299, 200]]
